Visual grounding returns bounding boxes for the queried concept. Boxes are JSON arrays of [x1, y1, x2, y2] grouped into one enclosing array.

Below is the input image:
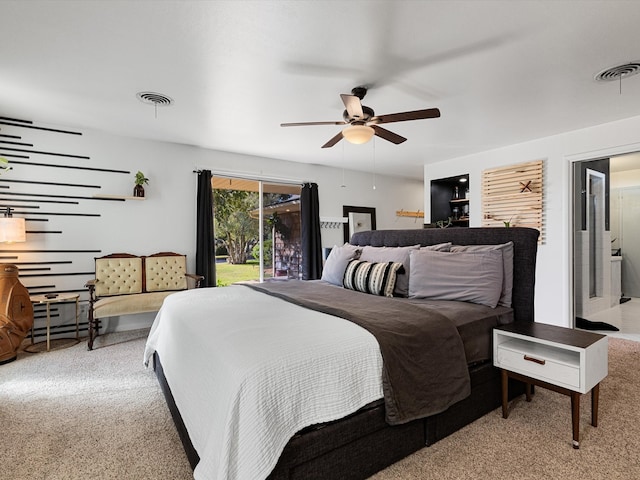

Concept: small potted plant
[[133, 171, 149, 197]]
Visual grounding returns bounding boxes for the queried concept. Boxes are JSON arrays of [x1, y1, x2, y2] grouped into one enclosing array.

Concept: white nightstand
[[493, 323, 608, 448]]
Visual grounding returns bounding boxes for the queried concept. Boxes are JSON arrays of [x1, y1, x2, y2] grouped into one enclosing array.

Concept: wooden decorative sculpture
[[0, 264, 34, 364]]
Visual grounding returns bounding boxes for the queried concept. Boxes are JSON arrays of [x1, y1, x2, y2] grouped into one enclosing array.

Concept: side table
[[494, 322, 608, 448], [27, 293, 80, 352]]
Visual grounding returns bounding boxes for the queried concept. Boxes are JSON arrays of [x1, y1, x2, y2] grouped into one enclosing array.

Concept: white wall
[[424, 114, 640, 327], [612, 168, 640, 188], [3, 120, 423, 335]]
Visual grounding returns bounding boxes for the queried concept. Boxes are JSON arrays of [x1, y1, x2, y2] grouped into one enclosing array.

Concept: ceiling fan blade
[[321, 131, 344, 148], [281, 121, 346, 127], [340, 94, 364, 120], [372, 125, 406, 145], [370, 108, 441, 125]]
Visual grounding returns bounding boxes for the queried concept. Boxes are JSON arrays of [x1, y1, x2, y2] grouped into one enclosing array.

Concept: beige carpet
[[2, 330, 193, 480], [2, 331, 638, 480]]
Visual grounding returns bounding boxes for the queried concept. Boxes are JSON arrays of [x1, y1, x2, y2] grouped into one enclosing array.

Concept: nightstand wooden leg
[[592, 383, 599, 427], [525, 383, 532, 402], [571, 391, 580, 449], [501, 369, 509, 418]]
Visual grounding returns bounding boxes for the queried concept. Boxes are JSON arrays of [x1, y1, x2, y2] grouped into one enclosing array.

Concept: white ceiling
[[2, 0, 640, 179]]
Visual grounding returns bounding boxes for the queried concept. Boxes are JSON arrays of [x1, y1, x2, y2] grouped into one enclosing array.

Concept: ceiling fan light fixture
[[342, 125, 374, 145]]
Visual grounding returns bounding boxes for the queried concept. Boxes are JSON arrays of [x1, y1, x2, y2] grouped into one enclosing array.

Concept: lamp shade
[[342, 125, 375, 144], [0, 217, 26, 243]]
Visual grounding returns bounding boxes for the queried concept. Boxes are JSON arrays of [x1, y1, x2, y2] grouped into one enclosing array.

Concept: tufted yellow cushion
[[93, 291, 175, 318], [144, 255, 187, 292], [95, 257, 143, 297]]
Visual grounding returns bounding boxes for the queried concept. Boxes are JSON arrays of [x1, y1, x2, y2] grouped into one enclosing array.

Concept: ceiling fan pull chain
[[372, 138, 377, 190]]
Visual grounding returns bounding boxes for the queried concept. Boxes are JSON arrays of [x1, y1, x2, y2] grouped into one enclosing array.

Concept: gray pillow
[[450, 242, 514, 307], [408, 249, 504, 308], [321, 243, 361, 286], [419, 242, 452, 252], [359, 245, 420, 297]]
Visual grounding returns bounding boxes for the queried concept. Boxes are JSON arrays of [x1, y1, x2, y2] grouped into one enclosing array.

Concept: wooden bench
[[85, 252, 203, 350]]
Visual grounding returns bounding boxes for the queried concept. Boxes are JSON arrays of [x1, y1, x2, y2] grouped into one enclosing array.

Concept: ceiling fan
[[280, 86, 440, 148]]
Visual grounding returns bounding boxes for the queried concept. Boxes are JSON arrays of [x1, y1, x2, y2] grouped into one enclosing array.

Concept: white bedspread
[[143, 285, 383, 480]]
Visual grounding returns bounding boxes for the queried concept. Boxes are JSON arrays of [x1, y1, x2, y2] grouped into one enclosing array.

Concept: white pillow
[[321, 243, 361, 286], [408, 249, 504, 308]]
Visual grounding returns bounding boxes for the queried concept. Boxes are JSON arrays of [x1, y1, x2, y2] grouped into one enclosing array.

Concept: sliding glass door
[[212, 176, 301, 286]]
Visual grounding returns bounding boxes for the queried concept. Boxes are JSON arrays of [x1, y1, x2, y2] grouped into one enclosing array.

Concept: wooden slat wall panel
[[482, 160, 544, 242]]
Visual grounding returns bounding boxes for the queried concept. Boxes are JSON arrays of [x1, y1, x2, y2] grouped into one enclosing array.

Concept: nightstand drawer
[[496, 339, 580, 389]]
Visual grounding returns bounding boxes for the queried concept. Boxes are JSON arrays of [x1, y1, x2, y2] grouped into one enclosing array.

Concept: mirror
[[342, 206, 376, 243]]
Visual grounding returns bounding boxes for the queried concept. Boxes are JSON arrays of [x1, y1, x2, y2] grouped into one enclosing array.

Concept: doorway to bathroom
[[573, 152, 640, 333]]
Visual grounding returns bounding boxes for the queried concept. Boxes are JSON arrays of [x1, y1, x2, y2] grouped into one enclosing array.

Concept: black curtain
[[300, 182, 322, 280], [196, 170, 216, 287]]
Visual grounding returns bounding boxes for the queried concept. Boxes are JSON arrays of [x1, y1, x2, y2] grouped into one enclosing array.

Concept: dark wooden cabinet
[[430, 174, 469, 227]]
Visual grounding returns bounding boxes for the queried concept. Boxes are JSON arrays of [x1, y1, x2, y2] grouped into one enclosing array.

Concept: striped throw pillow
[[343, 260, 404, 297]]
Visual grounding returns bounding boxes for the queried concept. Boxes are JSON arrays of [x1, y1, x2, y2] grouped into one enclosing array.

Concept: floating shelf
[[92, 194, 145, 201]]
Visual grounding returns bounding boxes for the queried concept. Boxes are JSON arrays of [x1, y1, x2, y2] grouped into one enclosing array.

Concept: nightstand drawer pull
[[524, 355, 546, 365]]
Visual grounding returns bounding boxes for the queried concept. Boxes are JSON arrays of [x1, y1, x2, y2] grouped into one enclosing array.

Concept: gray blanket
[[244, 281, 471, 425]]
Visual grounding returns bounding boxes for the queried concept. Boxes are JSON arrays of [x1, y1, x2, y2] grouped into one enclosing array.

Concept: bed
[[144, 227, 539, 480]]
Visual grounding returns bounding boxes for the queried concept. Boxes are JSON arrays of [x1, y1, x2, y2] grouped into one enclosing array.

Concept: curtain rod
[[192, 167, 308, 186]]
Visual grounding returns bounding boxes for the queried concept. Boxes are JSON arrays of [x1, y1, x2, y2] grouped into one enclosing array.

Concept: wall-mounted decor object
[[320, 216, 347, 229], [482, 159, 544, 242], [395, 210, 424, 219], [342, 206, 376, 243]]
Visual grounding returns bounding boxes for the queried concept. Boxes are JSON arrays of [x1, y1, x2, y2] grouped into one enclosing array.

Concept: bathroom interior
[[574, 151, 640, 339]]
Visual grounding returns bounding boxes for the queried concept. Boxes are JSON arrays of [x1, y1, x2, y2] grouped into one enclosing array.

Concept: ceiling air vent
[[595, 62, 640, 82], [136, 91, 174, 106]]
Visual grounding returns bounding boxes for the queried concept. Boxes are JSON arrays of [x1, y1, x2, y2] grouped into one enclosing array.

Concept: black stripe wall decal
[[0, 197, 79, 205], [0, 191, 124, 201], [0, 120, 82, 135], [0, 178, 101, 188], [2, 115, 149, 338], [0, 249, 101, 253], [11, 211, 101, 217], [33, 315, 61, 322], [0, 204, 39, 209], [13, 261, 73, 265], [0, 116, 32, 124], [0, 140, 33, 147], [0, 146, 89, 159], [20, 271, 94, 278], [6, 159, 130, 174]]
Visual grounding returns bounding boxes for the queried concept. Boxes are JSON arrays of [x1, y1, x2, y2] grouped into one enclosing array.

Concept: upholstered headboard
[[350, 227, 539, 324]]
